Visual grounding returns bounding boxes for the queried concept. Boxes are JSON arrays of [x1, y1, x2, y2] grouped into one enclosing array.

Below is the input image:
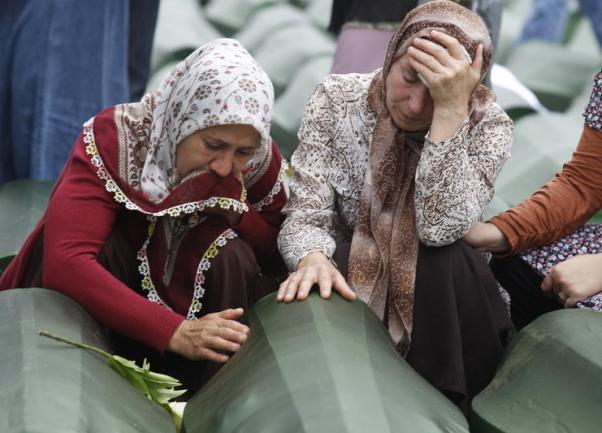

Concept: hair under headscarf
[[347, 0, 495, 354]]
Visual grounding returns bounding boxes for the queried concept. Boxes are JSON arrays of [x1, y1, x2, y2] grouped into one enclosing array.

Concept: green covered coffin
[[0, 288, 176, 433], [0, 180, 52, 275], [471, 309, 602, 433], [183, 292, 468, 433]]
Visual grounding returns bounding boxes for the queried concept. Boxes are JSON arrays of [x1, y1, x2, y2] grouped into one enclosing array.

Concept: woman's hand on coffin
[[167, 308, 250, 362], [276, 251, 356, 303]]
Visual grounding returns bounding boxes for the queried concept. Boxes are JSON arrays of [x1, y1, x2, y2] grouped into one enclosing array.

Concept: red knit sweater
[[0, 107, 287, 351]]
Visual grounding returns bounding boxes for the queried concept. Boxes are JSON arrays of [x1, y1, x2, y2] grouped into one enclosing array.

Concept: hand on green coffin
[[183, 292, 468, 433]]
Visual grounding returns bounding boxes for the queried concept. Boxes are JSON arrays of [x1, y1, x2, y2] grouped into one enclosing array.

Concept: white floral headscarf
[[132, 39, 274, 203]]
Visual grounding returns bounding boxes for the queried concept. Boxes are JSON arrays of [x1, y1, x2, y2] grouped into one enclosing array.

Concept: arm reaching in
[[464, 221, 511, 254]]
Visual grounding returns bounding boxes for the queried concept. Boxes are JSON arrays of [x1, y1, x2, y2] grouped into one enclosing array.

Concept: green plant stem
[[38, 330, 113, 359]]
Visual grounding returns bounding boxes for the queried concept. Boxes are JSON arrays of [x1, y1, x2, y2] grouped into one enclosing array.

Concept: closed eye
[[237, 147, 256, 157], [403, 74, 419, 84], [205, 140, 226, 150]]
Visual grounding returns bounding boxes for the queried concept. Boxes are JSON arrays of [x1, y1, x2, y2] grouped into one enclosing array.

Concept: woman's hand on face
[[277, 251, 356, 303], [407, 30, 483, 116], [167, 308, 250, 362], [541, 254, 602, 308], [463, 222, 511, 254]]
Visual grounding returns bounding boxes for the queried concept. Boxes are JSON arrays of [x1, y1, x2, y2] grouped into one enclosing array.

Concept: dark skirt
[[334, 240, 514, 414], [490, 255, 562, 331], [21, 226, 279, 398]]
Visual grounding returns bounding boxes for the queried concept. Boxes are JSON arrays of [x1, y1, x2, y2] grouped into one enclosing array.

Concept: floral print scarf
[[112, 38, 275, 202]]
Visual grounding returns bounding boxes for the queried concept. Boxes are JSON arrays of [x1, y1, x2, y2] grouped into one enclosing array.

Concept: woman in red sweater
[[0, 38, 288, 392], [465, 69, 602, 329]]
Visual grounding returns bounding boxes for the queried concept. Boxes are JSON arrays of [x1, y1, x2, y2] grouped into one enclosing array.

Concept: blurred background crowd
[[1, 0, 601, 217]]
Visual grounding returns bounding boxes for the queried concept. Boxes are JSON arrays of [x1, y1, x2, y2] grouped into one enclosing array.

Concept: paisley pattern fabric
[[279, 78, 512, 353], [584, 69, 602, 133], [345, 0, 503, 352], [416, 114, 513, 246], [278, 72, 377, 265], [520, 224, 602, 311], [112, 38, 274, 202]]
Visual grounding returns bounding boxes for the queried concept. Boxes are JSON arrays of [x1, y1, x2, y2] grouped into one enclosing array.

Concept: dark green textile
[[183, 292, 468, 433], [0, 288, 176, 433], [471, 309, 602, 433]]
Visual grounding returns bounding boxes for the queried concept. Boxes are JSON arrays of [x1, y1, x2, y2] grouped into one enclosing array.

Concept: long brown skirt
[[334, 240, 514, 414], [22, 227, 279, 398]]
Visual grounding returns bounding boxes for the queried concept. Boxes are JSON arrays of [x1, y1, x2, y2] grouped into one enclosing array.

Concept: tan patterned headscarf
[[347, 0, 495, 354]]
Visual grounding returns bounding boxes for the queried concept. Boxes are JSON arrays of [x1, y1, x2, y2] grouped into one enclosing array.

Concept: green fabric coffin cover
[[183, 292, 468, 433], [0, 180, 52, 275], [471, 309, 602, 433], [0, 288, 176, 433]]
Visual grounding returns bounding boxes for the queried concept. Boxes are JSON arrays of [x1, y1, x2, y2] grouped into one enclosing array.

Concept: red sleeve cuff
[[144, 308, 185, 352]]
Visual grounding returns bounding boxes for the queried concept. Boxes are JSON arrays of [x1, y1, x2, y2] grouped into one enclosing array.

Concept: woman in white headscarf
[[0, 39, 288, 393]]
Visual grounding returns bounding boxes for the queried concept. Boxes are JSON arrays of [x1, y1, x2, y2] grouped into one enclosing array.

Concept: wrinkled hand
[[407, 30, 483, 116], [541, 254, 602, 308], [167, 308, 249, 362], [277, 251, 356, 303], [463, 222, 510, 254]]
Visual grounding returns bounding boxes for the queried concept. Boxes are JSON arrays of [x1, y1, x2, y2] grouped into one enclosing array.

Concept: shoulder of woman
[[86, 106, 122, 161], [489, 102, 512, 120], [474, 102, 513, 129], [91, 105, 119, 130], [323, 71, 376, 93], [309, 72, 376, 108]]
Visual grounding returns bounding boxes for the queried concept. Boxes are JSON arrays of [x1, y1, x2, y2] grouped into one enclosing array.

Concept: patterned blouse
[[278, 72, 513, 270]]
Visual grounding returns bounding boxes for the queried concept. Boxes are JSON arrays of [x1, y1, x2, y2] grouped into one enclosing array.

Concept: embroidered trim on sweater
[[252, 161, 289, 211], [137, 216, 238, 319], [83, 119, 248, 218]]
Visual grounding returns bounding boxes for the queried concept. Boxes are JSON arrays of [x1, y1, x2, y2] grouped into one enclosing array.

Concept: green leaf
[[0, 288, 177, 433], [111, 355, 147, 373], [149, 386, 187, 406], [183, 292, 468, 433], [117, 361, 152, 396], [39, 329, 186, 431], [107, 356, 129, 379], [144, 370, 184, 386]]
